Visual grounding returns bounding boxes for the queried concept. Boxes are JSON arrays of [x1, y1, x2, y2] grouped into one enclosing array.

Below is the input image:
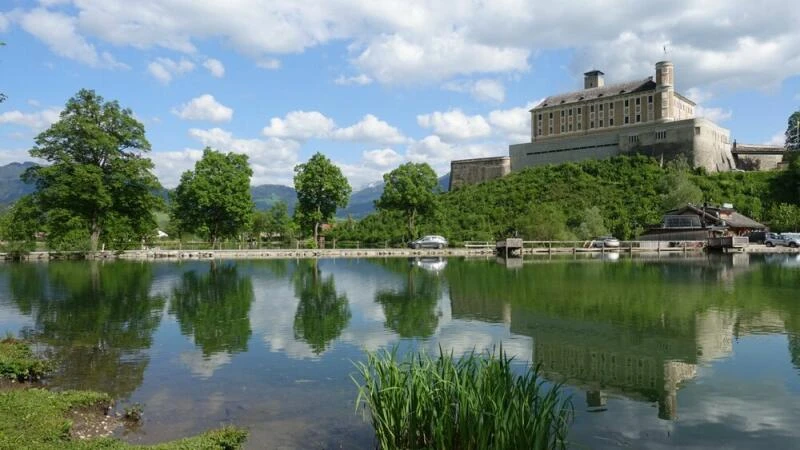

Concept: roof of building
[[732, 143, 786, 154], [532, 77, 656, 110], [667, 204, 767, 230]]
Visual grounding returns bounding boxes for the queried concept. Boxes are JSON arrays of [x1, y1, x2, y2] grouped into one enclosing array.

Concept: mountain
[[251, 184, 298, 212], [0, 162, 37, 207]]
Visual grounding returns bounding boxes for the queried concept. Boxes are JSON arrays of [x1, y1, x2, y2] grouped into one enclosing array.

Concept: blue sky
[[1, 0, 799, 188]]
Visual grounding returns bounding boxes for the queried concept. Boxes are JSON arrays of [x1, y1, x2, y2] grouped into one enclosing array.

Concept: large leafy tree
[[293, 152, 351, 243], [376, 162, 439, 239], [786, 110, 800, 151], [24, 89, 161, 251], [172, 147, 254, 246]]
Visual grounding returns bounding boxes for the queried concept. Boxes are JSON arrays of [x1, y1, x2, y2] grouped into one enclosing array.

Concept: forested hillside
[[332, 155, 800, 243]]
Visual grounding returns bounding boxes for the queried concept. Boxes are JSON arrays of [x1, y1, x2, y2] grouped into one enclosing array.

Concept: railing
[[463, 241, 494, 248], [517, 240, 707, 252]]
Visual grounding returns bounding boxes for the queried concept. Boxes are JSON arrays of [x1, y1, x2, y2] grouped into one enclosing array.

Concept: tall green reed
[[353, 346, 573, 450]]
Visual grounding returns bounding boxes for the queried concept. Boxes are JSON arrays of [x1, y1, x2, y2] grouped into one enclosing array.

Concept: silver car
[[765, 233, 800, 248], [592, 236, 620, 248], [408, 235, 448, 249]]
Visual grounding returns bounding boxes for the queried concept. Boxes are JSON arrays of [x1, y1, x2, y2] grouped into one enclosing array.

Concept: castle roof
[[532, 77, 656, 110]]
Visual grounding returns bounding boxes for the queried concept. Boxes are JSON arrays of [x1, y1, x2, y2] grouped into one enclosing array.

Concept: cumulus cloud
[[262, 111, 336, 140], [696, 106, 733, 123], [362, 148, 402, 168], [334, 74, 373, 86], [171, 94, 233, 122], [256, 58, 281, 70], [0, 13, 8, 32], [202, 58, 225, 78], [442, 79, 506, 103], [765, 131, 786, 146], [406, 135, 502, 173], [151, 128, 300, 187], [147, 57, 195, 84], [14, 1, 800, 89], [0, 107, 62, 131], [18, 8, 127, 69], [417, 109, 491, 141], [332, 114, 408, 144]]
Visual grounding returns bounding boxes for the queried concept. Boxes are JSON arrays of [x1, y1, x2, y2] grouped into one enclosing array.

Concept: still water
[[1, 254, 799, 449]]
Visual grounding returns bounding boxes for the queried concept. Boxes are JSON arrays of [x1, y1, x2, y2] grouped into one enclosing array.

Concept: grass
[[353, 347, 574, 450], [0, 337, 247, 449], [0, 337, 53, 381]]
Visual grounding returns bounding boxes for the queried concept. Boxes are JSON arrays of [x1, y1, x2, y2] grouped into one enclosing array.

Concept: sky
[[0, 0, 799, 189]]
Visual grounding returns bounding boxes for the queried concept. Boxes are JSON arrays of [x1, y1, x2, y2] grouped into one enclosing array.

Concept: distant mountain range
[[0, 162, 450, 218]]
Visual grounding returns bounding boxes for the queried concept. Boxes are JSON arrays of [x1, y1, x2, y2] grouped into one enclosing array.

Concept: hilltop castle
[[449, 62, 785, 190]]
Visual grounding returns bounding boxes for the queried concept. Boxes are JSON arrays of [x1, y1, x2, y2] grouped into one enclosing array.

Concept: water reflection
[[0, 254, 798, 448], [4, 261, 164, 399], [292, 260, 351, 355], [169, 262, 254, 356]]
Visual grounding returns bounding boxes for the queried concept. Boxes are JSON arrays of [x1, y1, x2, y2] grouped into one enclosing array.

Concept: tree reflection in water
[[292, 260, 351, 355], [374, 259, 443, 338], [170, 262, 254, 356], [6, 261, 164, 399]]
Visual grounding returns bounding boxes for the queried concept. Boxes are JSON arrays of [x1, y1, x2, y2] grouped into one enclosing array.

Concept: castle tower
[[584, 70, 605, 89], [655, 61, 674, 121]]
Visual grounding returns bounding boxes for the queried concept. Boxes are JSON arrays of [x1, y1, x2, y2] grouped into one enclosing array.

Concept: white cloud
[[362, 148, 402, 168], [18, 8, 126, 69], [151, 128, 300, 187], [334, 74, 373, 86], [417, 109, 491, 141], [256, 58, 281, 70], [26, 99, 41, 107], [147, 57, 195, 84], [685, 87, 713, 104], [203, 58, 225, 78], [488, 102, 539, 143], [171, 94, 233, 122], [406, 135, 502, 173], [0, 148, 42, 166], [443, 79, 506, 103], [332, 114, 408, 144], [262, 111, 336, 140], [0, 13, 8, 32], [354, 33, 529, 84], [0, 107, 62, 131], [696, 106, 732, 123]]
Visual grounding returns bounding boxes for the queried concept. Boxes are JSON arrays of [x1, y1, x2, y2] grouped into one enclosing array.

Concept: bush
[[353, 347, 573, 450]]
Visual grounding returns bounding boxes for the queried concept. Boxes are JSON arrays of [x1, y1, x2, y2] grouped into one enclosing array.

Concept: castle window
[[625, 116, 629, 124], [577, 107, 582, 114], [609, 118, 614, 126], [549, 126, 553, 134], [636, 114, 641, 122], [590, 121, 595, 129], [628, 135, 639, 144], [599, 104, 603, 111], [560, 124, 565, 132], [549, 112, 553, 119], [577, 122, 582, 130], [568, 109, 573, 116], [695, 127, 701, 136], [648, 95, 653, 103], [568, 124, 573, 131], [655, 130, 667, 140], [538, 114, 542, 121], [560, 110, 565, 117], [636, 98, 641, 105], [609, 102, 614, 110], [599, 120, 604, 128], [625, 99, 629, 107]]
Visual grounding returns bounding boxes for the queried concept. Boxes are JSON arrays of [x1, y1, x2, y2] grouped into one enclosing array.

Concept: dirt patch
[[68, 400, 122, 440]]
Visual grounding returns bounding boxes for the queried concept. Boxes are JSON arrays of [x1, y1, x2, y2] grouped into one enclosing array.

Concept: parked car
[[746, 231, 769, 244], [410, 257, 447, 272], [765, 233, 800, 248], [591, 236, 620, 248], [408, 235, 448, 249]]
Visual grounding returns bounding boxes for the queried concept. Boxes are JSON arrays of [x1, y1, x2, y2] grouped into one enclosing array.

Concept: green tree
[[293, 152, 351, 243], [172, 148, 255, 247], [657, 164, 703, 211], [376, 162, 439, 240], [785, 110, 800, 151], [267, 200, 294, 241], [292, 260, 351, 354], [24, 89, 162, 251], [0, 195, 41, 253], [767, 203, 800, 232], [515, 204, 574, 240], [574, 206, 609, 239]]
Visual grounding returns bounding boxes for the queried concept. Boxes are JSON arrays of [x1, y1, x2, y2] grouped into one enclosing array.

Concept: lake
[[0, 253, 799, 449]]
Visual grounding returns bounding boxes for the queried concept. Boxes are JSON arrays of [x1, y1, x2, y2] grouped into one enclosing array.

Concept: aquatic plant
[[0, 337, 52, 381], [353, 347, 573, 450]]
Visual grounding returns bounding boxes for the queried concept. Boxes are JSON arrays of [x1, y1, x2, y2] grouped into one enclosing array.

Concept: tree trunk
[[314, 222, 320, 246], [90, 218, 100, 252], [408, 209, 417, 240]]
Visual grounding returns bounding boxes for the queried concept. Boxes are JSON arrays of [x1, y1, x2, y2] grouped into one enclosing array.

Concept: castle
[[449, 62, 785, 190]]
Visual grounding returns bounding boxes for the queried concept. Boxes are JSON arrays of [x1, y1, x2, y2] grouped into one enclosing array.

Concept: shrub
[[353, 347, 573, 450]]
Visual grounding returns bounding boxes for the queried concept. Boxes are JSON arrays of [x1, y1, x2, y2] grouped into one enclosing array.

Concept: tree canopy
[[786, 110, 800, 151], [376, 162, 439, 240], [172, 147, 255, 246], [293, 152, 351, 242], [24, 89, 161, 251]]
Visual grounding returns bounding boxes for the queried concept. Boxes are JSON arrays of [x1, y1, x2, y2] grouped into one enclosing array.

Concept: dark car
[[408, 235, 448, 249], [747, 231, 769, 244]]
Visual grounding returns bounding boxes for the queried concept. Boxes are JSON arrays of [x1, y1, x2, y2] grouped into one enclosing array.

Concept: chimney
[[584, 70, 605, 89]]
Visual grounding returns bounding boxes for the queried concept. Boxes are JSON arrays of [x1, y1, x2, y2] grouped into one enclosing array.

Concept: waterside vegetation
[[353, 348, 573, 450]]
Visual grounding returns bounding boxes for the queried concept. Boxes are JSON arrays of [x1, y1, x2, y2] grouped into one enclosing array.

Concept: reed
[[353, 347, 573, 450]]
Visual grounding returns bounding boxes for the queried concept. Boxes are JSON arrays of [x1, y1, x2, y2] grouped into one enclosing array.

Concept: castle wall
[[449, 156, 510, 190]]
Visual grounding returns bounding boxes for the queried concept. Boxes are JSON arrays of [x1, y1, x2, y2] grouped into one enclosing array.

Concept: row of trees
[[0, 89, 444, 251]]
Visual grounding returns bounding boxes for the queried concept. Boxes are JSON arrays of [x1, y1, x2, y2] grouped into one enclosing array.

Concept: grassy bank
[[0, 337, 247, 449], [353, 348, 573, 450]]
